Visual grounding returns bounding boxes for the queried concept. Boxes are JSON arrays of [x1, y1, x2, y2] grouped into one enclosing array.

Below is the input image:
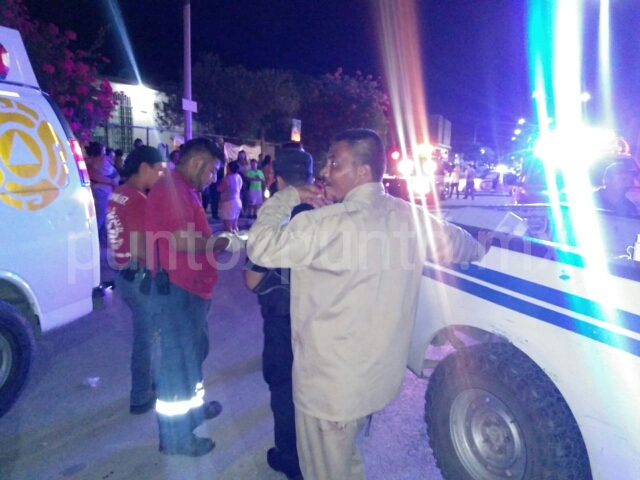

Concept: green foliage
[[298, 68, 390, 158], [155, 58, 389, 151], [156, 54, 300, 142]]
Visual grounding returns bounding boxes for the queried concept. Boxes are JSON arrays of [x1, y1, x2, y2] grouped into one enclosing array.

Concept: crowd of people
[[97, 129, 488, 480], [87, 129, 637, 479], [86, 136, 277, 248]]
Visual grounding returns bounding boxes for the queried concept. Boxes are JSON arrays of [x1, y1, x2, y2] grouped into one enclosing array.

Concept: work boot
[[159, 435, 215, 457]]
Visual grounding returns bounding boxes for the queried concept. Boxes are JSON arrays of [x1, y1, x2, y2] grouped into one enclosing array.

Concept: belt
[[118, 267, 141, 282]]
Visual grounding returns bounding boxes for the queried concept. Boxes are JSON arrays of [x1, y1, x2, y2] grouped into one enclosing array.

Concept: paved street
[[0, 249, 444, 480]]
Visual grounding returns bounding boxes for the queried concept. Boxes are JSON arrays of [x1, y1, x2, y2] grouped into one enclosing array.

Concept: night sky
[[23, 0, 640, 149]]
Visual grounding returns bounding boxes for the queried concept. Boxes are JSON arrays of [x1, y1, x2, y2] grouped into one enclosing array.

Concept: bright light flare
[[424, 160, 437, 175], [410, 176, 431, 195], [397, 159, 415, 177], [495, 164, 509, 174], [518, 118, 526, 125], [391, 150, 401, 161]]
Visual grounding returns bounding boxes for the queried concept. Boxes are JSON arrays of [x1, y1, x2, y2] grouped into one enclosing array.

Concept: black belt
[[118, 267, 141, 282]]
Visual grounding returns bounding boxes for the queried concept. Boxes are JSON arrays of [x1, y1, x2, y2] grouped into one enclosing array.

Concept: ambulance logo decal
[[0, 98, 69, 211]]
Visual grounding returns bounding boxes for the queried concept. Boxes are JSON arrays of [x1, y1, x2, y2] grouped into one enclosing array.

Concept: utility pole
[[183, 0, 192, 141]]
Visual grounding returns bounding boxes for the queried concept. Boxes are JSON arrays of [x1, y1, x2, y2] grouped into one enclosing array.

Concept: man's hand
[[296, 185, 332, 209]]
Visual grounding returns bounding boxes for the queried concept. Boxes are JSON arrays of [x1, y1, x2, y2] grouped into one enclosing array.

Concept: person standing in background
[[245, 159, 265, 218], [107, 146, 167, 414], [463, 163, 476, 200], [449, 164, 461, 199], [87, 141, 119, 247], [217, 161, 243, 233]]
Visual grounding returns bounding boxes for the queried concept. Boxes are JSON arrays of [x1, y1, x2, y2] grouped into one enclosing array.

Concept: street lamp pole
[[183, 0, 192, 141]]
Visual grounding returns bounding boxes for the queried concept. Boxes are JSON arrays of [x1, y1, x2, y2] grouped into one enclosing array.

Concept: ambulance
[[0, 27, 99, 418], [410, 198, 640, 479]]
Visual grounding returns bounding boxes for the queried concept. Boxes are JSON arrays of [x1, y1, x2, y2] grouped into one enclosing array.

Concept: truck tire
[[424, 343, 591, 480], [0, 302, 35, 418]]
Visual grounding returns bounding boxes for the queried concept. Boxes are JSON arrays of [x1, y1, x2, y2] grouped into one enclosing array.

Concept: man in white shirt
[[247, 129, 486, 479]]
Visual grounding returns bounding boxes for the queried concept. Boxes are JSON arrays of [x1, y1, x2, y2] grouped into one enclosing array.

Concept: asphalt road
[[0, 248, 445, 480]]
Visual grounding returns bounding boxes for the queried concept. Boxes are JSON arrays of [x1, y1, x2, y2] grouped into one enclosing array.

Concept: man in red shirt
[[145, 138, 230, 457], [107, 146, 166, 415]]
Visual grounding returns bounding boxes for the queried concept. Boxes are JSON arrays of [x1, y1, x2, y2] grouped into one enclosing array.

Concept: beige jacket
[[247, 182, 485, 421]]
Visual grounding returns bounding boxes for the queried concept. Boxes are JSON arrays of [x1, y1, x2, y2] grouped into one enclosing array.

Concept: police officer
[[145, 138, 230, 457], [244, 148, 314, 480], [106, 146, 166, 414]]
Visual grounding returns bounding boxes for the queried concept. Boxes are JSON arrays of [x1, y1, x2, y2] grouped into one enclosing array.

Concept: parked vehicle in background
[[0, 26, 99, 418]]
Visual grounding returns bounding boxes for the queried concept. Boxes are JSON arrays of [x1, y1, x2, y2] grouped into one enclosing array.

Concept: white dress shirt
[[248, 182, 485, 421]]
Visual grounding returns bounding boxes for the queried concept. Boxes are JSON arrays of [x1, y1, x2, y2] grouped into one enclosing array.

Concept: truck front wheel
[[0, 302, 35, 418], [424, 343, 591, 480]]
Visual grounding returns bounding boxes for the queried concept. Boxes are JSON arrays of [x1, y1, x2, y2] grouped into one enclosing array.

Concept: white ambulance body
[[0, 27, 99, 418], [411, 204, 640, 480]]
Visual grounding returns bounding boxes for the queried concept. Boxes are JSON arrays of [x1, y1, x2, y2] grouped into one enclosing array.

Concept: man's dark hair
[[106, 148, 115, 156], [86, 141, 104, 157], [133, 138, 144, 147], [115, 149, 123, 157], [282, 141, 304, 151], [123, 146, 164, 176], [275, 150, 314, 187], [227, 160, 240, 174], [261, 155, 272, 168], [180, 137, 224, 165], [331, 129, 386, 182]]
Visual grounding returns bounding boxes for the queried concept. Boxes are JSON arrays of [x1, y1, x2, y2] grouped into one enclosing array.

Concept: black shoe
[[203, 400, 222, 420], [159, 435, 215, 457], [267, 448, 303, 479], [267, 447, 284, 473], [129, 396, 155, 415]]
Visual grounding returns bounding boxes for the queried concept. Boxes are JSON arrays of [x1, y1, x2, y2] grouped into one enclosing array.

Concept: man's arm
[[171, 230, 230, 254], [244, 270, 265, 290], [247, 185, 328, 269], [423, 213, 487, 264]]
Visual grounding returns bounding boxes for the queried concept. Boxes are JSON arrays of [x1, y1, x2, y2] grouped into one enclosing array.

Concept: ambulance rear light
[[0, 44, 9, 79], [69, 138, 91, 186]]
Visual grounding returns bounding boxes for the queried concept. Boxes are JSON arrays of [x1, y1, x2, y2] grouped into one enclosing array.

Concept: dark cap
[[604, 161, 639, 180], [274, 149, 313, 177], [124, 146, 164, 176]]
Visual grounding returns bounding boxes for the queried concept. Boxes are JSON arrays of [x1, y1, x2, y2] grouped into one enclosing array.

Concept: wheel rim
[[449, 388, 526, 480], [0, 331, 13, 390]]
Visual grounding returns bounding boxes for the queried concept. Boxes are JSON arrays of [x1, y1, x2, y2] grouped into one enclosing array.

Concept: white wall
[[109, 81, 166, 128]]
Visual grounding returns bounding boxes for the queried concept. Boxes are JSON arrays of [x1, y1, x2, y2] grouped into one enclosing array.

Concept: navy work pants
[[263, 314, 301, 477], [152, 282, 211, 447]]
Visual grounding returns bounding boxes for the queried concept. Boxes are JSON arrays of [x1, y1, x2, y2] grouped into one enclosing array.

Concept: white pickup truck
[[0, 27, 100, 418], [412, 204, 640, 480]]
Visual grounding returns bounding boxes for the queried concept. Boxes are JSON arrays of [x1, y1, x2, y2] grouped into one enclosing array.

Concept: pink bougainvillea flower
[[41, 64, 55, 74], [65, 30, 77, 41]]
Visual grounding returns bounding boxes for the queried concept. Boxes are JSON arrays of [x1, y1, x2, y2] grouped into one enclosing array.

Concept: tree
[[0, 0, 118, 143], [156, 54, 300, 142], [297, 69, 390, 159]]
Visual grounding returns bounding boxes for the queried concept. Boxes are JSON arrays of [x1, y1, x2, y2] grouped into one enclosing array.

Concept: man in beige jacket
[[247, 129, 486, 479]]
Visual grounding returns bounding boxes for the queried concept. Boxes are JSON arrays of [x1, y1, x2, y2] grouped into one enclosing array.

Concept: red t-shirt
[[107, 185, 147, 269], [145, 170, 217, 299]]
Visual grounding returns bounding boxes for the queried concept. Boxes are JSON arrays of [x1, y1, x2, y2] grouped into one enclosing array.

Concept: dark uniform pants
[[152, 282, 211, 447], [114, 272, 156, 407], [263, 314, 301, 477]]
